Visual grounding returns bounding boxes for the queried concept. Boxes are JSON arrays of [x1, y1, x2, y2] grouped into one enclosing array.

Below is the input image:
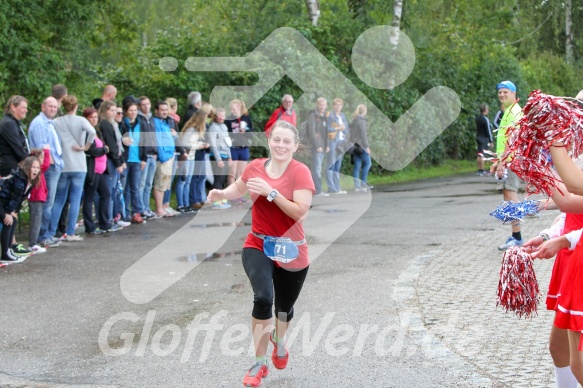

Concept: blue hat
[[496, 80, 516, 93]]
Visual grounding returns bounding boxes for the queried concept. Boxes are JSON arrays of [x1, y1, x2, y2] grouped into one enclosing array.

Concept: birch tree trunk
[[388, 0, 403, 90], [566, 0, 574, 64], [305, 0, 320, 26]]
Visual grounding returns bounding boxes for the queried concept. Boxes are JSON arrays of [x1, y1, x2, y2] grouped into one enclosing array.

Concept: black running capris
[[242, 247, 309, 321]]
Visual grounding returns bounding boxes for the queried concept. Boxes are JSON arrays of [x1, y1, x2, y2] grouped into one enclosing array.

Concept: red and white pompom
[[502, 90, 583, 196], [496, 246, 540, 319]]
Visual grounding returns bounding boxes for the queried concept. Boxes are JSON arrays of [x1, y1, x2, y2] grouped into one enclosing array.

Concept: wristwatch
[[540, 233, 550, 242], [267, 189, 279, 202]]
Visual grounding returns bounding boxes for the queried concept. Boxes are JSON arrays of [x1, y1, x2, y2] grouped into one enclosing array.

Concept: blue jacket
[[153, 118, 176, 163]]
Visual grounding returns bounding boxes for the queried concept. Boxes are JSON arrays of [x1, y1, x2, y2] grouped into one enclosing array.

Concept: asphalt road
[[0, 172, 545, 387]]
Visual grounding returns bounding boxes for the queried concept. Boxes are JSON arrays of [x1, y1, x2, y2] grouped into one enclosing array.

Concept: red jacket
[[264, 106, 297, 137], [28, 148, 50, 202]]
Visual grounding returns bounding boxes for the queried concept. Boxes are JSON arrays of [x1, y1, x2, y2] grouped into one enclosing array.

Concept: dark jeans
[[28, 202, 43, 247], [83, 174, 111, 232], [123, 162, 143, 216], [1, 216, 17, 259], [241, 248, 309, 321], [211, 156, 229, 190]]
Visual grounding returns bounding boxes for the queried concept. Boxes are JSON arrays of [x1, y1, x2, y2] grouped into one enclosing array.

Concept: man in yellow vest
[[490, 80, 523, 250]]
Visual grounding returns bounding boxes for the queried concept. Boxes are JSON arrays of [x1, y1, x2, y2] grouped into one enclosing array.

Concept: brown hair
[[97, 100, 116, 124], [82, 107, 97, 120], [19, 155, 41, 187], [182, 110, 208, 136], [4, 95, 28, 114], [61, 95, 78, 113]]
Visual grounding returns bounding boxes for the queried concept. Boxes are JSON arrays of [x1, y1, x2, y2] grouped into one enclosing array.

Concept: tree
[[305, 0, 321, 26]]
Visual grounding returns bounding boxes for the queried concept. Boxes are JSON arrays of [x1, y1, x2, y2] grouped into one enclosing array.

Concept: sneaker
[[329, 190, 347, 195], [65, 234, 84, 242], [177, 206, 187, 213], [116, 219, 131, 227], [0, 249, 27, 264], [39, 238, 61, 248], [191, 202, 204, 210], [29, 245, 47, 254], [86, 228, 104, 235], [106, 224, 123, 233], [58, 233, 68, 241], [242, 362, 269, 387], [165, 207, 180, 215], [314, 192, 330, 197], [131, 213, 145, 224], [183, 207, 196, 213], [498, 236, 524, 251], [355, 187, 368, 193], [12, 243, 32, 257], [270, 330, 289, 370], [212, 202, 231, 210]]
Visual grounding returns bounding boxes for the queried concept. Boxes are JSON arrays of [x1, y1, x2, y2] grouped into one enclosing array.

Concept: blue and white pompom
[[490, 200, 540, 223]]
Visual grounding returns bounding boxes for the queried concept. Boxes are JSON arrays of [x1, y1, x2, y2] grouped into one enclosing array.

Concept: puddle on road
[[190, 222, 251, 228], [176, 250, 242, 263]]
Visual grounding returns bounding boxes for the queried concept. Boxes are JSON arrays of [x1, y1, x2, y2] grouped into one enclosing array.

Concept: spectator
[[0, 156, 41, 264], [306, 97, 329, 197], [137, 96, 158, 219], [152, 101, 177, 217], [225, 99, 253, 204], [207, 108, 232, 209], [187, 110, 210, 210], [476, 103, 493, 176], [166, 97, 181, 124], [51, 84, 68, 118], [160, 103, 184, 216], [183, 91, 202, 123], [490, 81, 523, 250], [97, 101, 126, 231], [27, 147, 50, 253], [349, 104, 372, 192], [93, 84, 118, 110], [176, 113, 205, 212], [28, 96, 63, 248], [50, 95, 95, 242], [119, 100, 146, 224], [264, 94, 296, 137], [0, 95, 30, 176], [82, 108, 111, 235], [326, 97, 349, 194]]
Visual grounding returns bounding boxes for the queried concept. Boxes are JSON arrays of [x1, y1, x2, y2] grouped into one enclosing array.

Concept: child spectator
[[0, 156, 41, 263], [28, 147, 51, 253]]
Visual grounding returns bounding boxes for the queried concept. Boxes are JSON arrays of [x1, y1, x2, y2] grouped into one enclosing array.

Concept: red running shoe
[[269, 331, 289, 370], [242, 362, 268, 387]]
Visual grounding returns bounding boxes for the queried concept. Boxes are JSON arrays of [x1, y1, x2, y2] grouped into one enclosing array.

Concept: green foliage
[[1, 0, 582, 172]]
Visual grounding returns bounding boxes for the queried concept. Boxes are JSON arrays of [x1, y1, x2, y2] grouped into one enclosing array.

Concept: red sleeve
[[292, 161, 315, 193], [41, 149, 50, 173], [264, 108, 281, 138], [241, 158, 261, 184]]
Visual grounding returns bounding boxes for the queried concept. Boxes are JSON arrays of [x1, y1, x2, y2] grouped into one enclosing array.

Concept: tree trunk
[[388, 0, 403, 90], [305, 0, 320, 26], [566, 0, 574, 64]]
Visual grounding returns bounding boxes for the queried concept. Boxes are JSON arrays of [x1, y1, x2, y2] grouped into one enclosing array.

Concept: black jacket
[[349, 116, 369, 149], [183, 105, 198, 124], [0, 168, 31, 219], [307, 110, 328, 149], [137, 112, 157, 156], [0, 114, 29, 174], [85, 133, 109, 185], [98, 120, 122, 169]]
